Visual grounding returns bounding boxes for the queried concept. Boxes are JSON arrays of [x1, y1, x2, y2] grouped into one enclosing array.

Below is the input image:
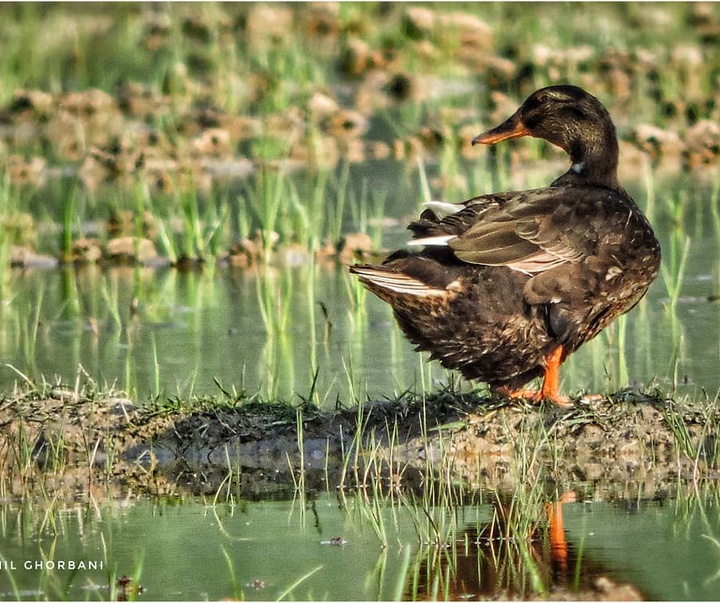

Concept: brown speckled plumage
[[350, 85, 661, 407]]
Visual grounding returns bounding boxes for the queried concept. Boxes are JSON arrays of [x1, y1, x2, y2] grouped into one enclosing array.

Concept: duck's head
[[473, 85, 619, 184]]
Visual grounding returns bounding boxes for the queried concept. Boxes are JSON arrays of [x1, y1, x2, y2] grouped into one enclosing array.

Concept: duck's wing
[[449, 189, 591, 273], [409, 188, 591, 270], [412, 187, 657, 312], [408, 194, 504, 239]]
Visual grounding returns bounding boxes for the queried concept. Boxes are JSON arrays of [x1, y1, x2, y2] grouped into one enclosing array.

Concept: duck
[[350, 85, 661, 407]]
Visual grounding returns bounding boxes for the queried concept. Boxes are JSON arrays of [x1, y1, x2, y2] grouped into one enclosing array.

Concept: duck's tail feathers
[[349, 265, 453, 298]]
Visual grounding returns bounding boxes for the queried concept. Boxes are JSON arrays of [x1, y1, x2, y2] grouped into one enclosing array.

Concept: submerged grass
[[663, 393, 720, 477]]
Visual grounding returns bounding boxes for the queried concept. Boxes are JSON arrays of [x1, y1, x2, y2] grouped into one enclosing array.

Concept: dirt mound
[[1, 387, 717, 500]]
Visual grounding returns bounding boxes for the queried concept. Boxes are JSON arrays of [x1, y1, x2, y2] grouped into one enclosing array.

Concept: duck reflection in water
[[406, 492, 643, 600]]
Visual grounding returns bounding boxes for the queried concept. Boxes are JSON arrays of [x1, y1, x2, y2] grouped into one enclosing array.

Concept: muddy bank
[[1, 387, 717, 500]]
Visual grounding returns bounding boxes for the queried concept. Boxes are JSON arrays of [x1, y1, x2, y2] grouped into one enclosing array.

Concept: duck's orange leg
[[539, 346, 572, 408], [497, 346, 573, 408]]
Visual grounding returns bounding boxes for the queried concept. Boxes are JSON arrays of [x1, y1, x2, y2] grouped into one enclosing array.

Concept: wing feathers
[[409, 188, 605, 274], [349, 266, 453, 297], [400, 187, 613, 279]]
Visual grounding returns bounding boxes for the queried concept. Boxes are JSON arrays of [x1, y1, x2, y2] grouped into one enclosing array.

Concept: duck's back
[[407, 184, 660, 308]]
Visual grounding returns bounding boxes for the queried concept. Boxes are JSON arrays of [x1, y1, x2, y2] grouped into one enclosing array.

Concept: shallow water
[[0, 220, 719, 406], [0, 489, 719, 601], [3, 160, 720, 404]]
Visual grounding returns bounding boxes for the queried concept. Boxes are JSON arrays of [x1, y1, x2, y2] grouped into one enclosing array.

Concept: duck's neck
[[552, 131, 622, 191]]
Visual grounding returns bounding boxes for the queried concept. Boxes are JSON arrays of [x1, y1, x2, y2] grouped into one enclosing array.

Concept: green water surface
[[1, 491, 719, 601]]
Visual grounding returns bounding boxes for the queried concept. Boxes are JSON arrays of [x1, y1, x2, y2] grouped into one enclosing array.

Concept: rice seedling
[[346, 176, 373, 238], [341, 351, 368, 409], [15, 286, 43, 377], [252, 268, 299, 399], [660, 235, 690, 392], [401, 489, 459, 552], [221, 545, 243, 600], [390, 544, 414, 601], [0, 173, 20, 290], [299, 262, 323, 405], [211, 446, 242, 508], [328, 160, 352, 246], [355, 468, 391, 548], [99, 272, 123, 331], [291, 406, 307, 516], [276, 564, 324, 602], [122, 323, 138, 400], [59, 184, 80, 262], [623, 288, 657, 391], [255, 266, 293, 335], [579, 311, 634, 396], [183, 189, 229, 265], [150, 333, 162, 399], [138, 181, 231, 266], [710, 172, 720, 240], [662, 235, 691, 315], [663, 394, 720, 477], [667, 479, 720, 568], [154, 216, 180, 267], [239, 166, 289, 259], [342, 267, 368, 327]]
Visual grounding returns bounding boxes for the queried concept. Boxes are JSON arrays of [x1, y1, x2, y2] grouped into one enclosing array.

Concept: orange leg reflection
[[546, 491, 577, 574]]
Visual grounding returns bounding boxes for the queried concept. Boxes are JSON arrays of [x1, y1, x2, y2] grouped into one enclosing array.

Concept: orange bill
[[472, 111, 530, 145]]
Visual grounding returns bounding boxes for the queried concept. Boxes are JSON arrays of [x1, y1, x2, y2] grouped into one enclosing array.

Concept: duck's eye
[[523, 95, 543, 113], [524, 115, 541, 129]]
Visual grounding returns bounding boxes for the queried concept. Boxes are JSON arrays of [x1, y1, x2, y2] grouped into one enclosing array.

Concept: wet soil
[[1, 387, 716, 502]]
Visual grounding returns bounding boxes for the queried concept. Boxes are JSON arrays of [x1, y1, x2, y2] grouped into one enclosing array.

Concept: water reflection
[[1, 487, 720, 601], [408, 492, 644, 600], [0, 262, 449, 404]]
